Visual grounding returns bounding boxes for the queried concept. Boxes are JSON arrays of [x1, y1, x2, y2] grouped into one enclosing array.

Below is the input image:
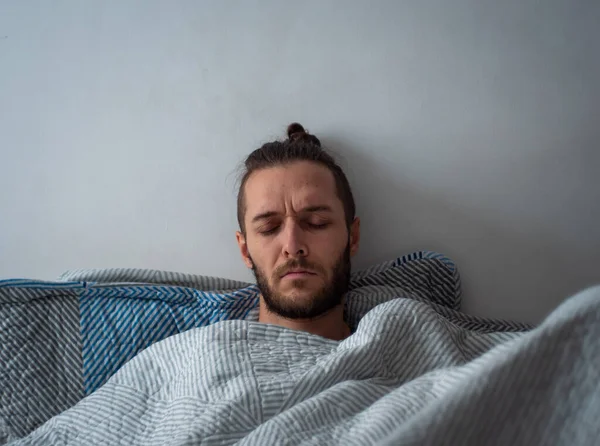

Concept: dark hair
[[237, 123, 356, 233]]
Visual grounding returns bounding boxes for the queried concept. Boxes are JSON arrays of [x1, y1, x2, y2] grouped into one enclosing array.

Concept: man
[[235, 123, 360, 341]]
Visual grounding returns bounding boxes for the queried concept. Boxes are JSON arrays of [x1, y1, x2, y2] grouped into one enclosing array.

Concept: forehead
[[244, 161, 342, 218]]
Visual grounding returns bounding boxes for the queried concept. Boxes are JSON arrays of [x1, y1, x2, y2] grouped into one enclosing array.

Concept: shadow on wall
[[323, 137, 600, 325]]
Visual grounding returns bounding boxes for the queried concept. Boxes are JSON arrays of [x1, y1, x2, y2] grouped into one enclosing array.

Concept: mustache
[[273, 259, 324, 279]]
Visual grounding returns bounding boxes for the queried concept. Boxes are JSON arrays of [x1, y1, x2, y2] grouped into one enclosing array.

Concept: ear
[[236, 231, 254, 269], [349, 217, 360, 257]]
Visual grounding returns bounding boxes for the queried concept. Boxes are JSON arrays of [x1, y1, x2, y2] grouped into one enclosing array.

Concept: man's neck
[[258, 299, 351, 341]]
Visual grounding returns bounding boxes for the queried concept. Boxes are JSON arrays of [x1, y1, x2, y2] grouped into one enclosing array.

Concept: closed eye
[[307, 222, 330, 230], [258, 226, 280, 236], [257, 221, 330, 235]]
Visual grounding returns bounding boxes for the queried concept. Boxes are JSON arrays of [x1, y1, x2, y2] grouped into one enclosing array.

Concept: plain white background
[[1, 0, 598, 323]]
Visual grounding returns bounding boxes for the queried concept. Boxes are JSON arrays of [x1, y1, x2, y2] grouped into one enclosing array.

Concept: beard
[[250, 243, 351, 320]]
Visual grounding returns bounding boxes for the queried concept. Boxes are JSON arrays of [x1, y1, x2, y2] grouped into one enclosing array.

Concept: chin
[[279, 278, 321, 293], [288, 290, 321, 301]]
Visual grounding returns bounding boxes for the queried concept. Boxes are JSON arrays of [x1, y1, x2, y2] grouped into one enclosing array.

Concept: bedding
[[10, 285, 600, 445], [1, 251, 477, 443]]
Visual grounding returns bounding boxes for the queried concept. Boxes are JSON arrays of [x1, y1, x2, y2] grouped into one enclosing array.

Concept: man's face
[[236, 161, 360, 320]]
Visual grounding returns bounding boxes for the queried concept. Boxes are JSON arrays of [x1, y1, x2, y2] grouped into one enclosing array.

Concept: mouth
[[281, 270, 317, 279]]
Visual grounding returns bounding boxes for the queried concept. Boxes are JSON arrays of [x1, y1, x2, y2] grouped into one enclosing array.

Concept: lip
[[281, 271, 316, 279]]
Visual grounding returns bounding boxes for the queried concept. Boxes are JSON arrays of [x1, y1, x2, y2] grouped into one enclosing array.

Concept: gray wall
[[1, 0, 598, 323]]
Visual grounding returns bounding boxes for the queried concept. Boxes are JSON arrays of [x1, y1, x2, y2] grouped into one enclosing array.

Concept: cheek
[[311, 231, 347, 266], [248, 239, 279, 273]]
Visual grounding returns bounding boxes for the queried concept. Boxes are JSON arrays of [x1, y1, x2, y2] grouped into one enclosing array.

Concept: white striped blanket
[[11, 285, 600, 445], [1, 251, 470, 442]]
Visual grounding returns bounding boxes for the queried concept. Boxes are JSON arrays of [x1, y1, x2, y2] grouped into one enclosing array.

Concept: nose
[[281, 220, 308, 258]]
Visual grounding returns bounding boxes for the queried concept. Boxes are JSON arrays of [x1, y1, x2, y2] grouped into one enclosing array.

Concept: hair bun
[[287, 122, 306, 139], [286, 122, 321, 147]]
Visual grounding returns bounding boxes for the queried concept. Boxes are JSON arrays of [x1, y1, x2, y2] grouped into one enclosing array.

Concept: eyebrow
[[300, 205, 333, 214], [251, 211, 279, 223], [251, 205, 333, 223]]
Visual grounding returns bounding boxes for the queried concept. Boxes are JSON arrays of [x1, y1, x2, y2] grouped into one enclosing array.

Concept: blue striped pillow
[[73, 251, 461, 394]]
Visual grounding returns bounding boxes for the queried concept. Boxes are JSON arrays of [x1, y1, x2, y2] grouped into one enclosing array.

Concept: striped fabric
[[79, 285, 259, 394], [0, 281, 84, 444], [74, 251, 464, 395], [58, 268, 251, 291], [0, 251, 526, 443], [13, 286, 600, 445]]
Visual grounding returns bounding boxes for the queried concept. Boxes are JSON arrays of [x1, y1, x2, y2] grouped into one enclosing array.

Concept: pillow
[[71, 251, 463, 395], [1, 251, 469, 441]]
